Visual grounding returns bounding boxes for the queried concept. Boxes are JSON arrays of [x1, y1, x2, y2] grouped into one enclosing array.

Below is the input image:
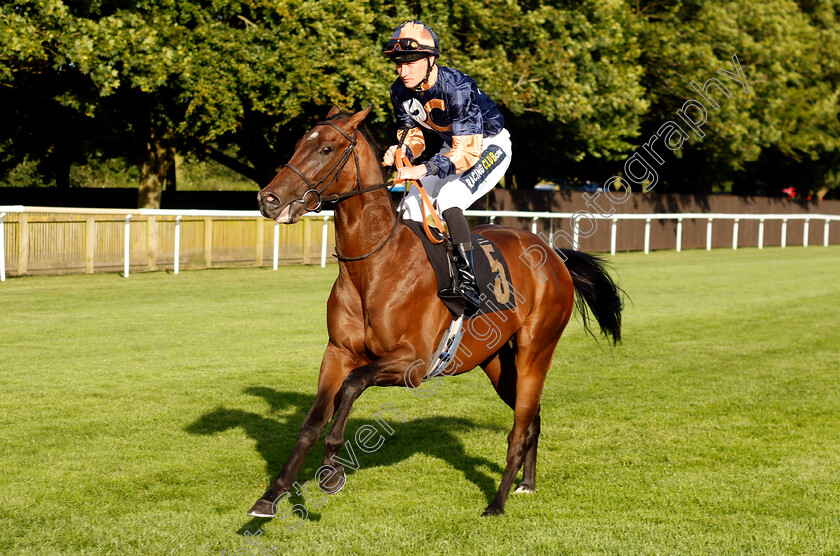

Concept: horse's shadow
[[185, 386, 507, 516]]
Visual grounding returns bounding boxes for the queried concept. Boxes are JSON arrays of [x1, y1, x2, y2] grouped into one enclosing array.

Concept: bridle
[[282, 121, 362, 213], [280, 119, 403, 262]]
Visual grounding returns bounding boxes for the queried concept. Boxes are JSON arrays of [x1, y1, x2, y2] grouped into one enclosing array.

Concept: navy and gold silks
[[389, 65, 505, 179]]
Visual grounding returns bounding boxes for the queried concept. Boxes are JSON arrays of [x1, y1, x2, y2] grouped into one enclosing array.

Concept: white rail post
[[124, 214, 132, 278], [489, 215, 496, 225], [572, 215, 580, 250], [758, 218, 765, 249], [732, 218, 740, 250], [803, 218, 810, 248], [706, 218, 713, 251], [0, 212, 5, 282], [531, 217, 538, 235], [644, 218, 651, 254], [174, 215, 182, 275], [610, 217, 617, 256], [676, 218, 683, 253], [273, 220, 280, 271], [321, 216, 329, 268], [781, 218, 788, 249], [825, 219, 831, 247]]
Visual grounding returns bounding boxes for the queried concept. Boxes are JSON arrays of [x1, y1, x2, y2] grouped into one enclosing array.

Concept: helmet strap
[[414, 56, 436, 91]]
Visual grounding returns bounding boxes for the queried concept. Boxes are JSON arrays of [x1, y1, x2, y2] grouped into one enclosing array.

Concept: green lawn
[[1, 247, 838, 555]]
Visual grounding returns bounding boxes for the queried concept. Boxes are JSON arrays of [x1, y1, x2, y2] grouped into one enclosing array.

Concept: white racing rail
[[468, 210, 840, 254], [1, 205, 838, 281]]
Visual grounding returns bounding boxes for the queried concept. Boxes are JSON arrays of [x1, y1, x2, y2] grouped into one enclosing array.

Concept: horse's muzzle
[[258, 190, 281, 218], [258, 190, 301, 224]]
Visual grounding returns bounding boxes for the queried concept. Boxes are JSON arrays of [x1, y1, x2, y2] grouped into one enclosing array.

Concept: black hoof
[[247, 497, 276, 518], [481, 506, 504, 517]]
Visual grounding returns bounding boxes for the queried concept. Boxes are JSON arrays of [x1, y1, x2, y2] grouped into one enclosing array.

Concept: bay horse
[[253, 106, 622, 517]]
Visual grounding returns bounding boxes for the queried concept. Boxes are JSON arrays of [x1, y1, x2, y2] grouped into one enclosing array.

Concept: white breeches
[[399, 128, 512, 221]]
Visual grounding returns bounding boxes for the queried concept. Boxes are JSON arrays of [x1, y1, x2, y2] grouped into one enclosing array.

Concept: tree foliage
[[1, 0, 839, 206], [635, 0, 840, 195]]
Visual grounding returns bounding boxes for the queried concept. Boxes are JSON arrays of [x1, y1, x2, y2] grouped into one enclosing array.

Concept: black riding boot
[[450, 242, 482, 312]]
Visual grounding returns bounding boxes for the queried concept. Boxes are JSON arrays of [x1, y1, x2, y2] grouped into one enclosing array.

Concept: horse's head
[[258, 105, 373, 223]]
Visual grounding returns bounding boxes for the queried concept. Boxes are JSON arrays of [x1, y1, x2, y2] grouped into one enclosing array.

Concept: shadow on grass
[[185, 386, 508, 516]]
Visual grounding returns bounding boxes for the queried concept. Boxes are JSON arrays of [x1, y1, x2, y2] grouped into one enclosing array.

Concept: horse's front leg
[[318, 349, 419, 492], [247, 344, 356, 517]]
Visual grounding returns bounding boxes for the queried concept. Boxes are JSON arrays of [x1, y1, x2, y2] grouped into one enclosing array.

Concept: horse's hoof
[[481, 506, 504, 517], [514, 485, 535, 494], [320, 465, 346, 494], [247, 497, 276, 518]]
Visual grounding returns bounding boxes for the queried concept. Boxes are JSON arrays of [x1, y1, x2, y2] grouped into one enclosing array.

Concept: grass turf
[[0, 247, 838, 555]]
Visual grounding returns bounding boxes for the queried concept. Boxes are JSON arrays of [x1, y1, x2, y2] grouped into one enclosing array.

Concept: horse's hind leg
[[514, 410, 539, 494], [481, 339, 553, 516], [481, 345, 542, 497]]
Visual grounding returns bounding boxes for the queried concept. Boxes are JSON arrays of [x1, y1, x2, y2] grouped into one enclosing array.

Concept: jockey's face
[[396, 57, 432, 89]]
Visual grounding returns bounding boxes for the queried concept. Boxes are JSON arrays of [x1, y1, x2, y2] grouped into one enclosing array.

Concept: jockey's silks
[[390, 65, 505, 179]]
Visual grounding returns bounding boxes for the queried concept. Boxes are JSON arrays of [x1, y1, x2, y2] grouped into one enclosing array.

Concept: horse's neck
[[333, 173, 431, 289], [332, 145, 424, 285], [333, 185, 402, 261]]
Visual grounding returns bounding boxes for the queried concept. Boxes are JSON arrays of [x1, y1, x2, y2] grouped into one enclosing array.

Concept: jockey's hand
[[383, 144, 406, 167], [394, 164, 427, 183]]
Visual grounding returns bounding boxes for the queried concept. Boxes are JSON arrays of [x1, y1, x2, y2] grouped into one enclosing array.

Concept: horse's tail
[[556, 249, 623, 345]]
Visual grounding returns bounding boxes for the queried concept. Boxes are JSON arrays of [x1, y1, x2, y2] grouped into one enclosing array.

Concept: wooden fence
[[1, 207, 334, 278]]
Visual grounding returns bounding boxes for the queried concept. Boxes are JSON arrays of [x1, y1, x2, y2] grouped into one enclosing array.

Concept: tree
[[1, 1, 181, 205], [632, 0, 840, 196], [2, 0, 653, 202], [3, 0, 839, 202]]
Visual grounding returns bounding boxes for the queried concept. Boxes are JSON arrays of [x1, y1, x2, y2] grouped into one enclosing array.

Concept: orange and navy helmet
[[383, 21, 440, 63]]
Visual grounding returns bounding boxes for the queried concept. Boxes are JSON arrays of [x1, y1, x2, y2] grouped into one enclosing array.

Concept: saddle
[[403, 220, 518, 319]]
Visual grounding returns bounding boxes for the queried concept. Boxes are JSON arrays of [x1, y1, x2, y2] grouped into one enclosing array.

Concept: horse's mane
[[327, 110, 388, 182]]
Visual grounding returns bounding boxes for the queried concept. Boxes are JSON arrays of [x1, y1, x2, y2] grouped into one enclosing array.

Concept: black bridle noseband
[[280, 119, 403, 262]]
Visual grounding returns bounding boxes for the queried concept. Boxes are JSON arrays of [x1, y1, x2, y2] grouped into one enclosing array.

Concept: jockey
[[382, 20, 512, 312]]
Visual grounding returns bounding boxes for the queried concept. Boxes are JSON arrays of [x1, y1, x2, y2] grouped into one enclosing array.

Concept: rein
[[394, 151, 444, 245], [281, 120, 403, 262]]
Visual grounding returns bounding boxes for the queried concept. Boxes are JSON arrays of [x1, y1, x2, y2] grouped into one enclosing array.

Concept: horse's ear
[[326, 105, 341, 119], [346, 104, 372, 129]]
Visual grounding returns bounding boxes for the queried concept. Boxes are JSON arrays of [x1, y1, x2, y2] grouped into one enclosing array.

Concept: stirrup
[[424, 314, 466, 380]]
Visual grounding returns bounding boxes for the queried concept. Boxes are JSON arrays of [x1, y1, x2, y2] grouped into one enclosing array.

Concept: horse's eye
[[320, 146, 333, 155]]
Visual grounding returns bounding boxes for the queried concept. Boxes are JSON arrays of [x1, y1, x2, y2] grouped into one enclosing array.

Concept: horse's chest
[[361, 313, 403, 357]]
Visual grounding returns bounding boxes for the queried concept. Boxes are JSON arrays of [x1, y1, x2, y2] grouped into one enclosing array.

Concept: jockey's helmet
[[383, 21, 440, 63]]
